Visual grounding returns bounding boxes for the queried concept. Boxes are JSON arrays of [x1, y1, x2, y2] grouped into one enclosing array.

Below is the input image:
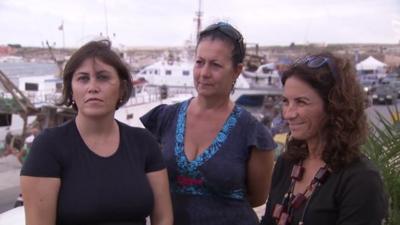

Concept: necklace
[[271, 161, 330, 225]]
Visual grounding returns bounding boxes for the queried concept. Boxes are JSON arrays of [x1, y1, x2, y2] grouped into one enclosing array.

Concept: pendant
[[291, 193, 307, 209], [277, 212, 291, 225], [314, 167, 330, 184], [272, 203, 284, 219], [291, 164, 304, 180]]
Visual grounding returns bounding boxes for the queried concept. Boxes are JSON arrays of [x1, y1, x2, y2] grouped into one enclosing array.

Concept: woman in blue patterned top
[[141, 22, 276, 225]]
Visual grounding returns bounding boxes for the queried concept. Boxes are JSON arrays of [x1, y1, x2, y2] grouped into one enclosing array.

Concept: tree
[[363, 105, 400, 225]]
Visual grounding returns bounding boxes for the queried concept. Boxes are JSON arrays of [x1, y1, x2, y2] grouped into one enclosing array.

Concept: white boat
[[135, 58, 282, 122], [0, 206, 24, 225], [242, 63, 282, 88], [0, 53, 284, 138], [0, 56, 24, 63], [0, 70, 195, 140], [0, 53, 283, 223], [136, 59, 250, 89], [114, 81, 194, 128], [0, 71, 69, 142]]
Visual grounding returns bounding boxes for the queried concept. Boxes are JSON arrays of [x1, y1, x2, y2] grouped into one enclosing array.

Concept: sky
[[0, 0, 399, 48]]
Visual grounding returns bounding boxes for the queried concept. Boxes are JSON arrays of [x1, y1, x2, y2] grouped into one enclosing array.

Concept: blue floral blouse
[[141, 99, 276, 225]]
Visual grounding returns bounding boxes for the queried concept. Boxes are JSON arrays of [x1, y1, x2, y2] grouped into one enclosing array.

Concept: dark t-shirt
[[141, 100, 277, 225], [21, 119, 165, 225], [260, 155, 388, 225]]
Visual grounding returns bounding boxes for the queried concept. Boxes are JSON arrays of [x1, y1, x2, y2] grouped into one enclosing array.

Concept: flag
[[58, 22, 63, 31]]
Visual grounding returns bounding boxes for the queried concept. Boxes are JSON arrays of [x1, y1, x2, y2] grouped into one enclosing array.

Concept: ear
[[119, 80, 128, 99], [233, 63, 243, 80]]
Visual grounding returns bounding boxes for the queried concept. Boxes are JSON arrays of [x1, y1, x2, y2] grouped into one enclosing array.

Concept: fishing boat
[[242, 63, 282, 88]]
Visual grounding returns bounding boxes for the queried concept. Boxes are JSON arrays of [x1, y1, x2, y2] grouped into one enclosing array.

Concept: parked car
[[360, 79, 377, 95], [372, 85, 397, 105], [390, 80, 400, 98]]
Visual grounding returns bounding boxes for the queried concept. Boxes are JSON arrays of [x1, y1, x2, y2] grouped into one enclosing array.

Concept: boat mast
[[195, 0, 203, 41], [45, 41, 64, 76], [103, 0, 109, 39]]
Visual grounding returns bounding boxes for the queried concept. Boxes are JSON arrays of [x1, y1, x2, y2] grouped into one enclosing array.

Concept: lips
[[84, 98, 103, 103], [199, 83, 213, 87], [288, 123, 304, 130]]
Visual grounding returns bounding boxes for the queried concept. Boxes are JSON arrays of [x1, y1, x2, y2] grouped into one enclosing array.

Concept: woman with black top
[[260, 52, 387, 225], [20, 40, 173, 225]]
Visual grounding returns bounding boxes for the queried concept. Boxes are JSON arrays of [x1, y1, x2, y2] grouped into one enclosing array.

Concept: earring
[[230, 80, 237, 94], [71, 100, 75, 105]]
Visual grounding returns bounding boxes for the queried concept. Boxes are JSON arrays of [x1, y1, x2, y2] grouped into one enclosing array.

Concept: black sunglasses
[[294, 55, 340, 81], [200, 22, 244, 57]]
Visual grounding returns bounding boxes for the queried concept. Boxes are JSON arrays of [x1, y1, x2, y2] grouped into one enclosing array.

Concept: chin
[[197, 90, 215, 97], [80, 109, 113, 118], [290, 131, 306, 141]]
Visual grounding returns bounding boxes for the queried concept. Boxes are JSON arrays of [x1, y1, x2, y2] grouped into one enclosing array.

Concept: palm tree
[[363, 105, 400, 225]]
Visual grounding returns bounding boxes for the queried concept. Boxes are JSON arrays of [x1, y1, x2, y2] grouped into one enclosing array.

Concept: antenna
[[195, 0, 203, 41], [58, 20, 65, 48], [103, 0, 109, 39]]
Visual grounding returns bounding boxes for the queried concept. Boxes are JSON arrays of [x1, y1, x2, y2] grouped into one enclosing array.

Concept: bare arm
[[246, 148, 274, 207], [147, 169, 173, 225], [20, 176, 60, 225], [16, 149, 27, 164]]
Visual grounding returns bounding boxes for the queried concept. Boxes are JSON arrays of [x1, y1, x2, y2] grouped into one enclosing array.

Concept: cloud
[[0, 0, 399, 47]]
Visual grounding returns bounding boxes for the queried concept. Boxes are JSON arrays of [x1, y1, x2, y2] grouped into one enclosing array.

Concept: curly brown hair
[[281, 52, 368, 171]]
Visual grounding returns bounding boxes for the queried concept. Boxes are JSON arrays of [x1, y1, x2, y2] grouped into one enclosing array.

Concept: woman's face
[[193, 38, 242, 98], [71, 57, 122, 118], [282, 76, 327, 145]]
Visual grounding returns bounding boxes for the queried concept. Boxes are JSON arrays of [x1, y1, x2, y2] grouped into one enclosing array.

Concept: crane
[[0, 70, 38, 137]]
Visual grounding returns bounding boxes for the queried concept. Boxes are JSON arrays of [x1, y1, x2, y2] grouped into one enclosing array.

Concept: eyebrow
[[295, 96, 312, 102], [96, 70, 111, 74], [74, 71, 89, 76], [74, 70, 110, 75], [283, 96, 311, 102]]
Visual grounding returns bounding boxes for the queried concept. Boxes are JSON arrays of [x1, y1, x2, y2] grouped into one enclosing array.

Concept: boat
[[135, 58, 251, 89], [0, 68, 75, 142], [135, 57, 283, 123], [0, 56, 24, 63], [114, 79, 194, 128], [0, 67, 197, 139], [0, 206, 24, 225], [242, 63, 282, 88]]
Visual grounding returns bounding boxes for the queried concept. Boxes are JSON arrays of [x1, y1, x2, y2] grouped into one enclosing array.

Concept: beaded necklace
[[272, 161, 330, 225]]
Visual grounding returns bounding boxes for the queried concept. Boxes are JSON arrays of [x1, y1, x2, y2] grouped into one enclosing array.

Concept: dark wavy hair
[[58, 39, 133, 110], [281, 52, 368, 171], [197, 22, 246, 67]]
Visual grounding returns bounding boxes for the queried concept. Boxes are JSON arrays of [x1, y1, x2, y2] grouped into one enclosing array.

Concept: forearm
[[147, 169, 173, 225], [247, 149, 274, 207], [21, 176, 60, 225]]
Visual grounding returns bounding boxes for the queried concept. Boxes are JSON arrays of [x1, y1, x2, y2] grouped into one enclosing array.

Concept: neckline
[[175, 99, 240, 166], [73, 119, 122, 159], [271, 161, 330, 225]]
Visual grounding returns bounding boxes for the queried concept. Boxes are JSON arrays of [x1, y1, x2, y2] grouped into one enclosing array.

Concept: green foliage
[[363, 105, 400, 225], [0, 97, 23, 114]]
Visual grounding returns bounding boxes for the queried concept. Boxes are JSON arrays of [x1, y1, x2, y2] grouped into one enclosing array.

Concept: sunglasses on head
[[200, 22, 244, 57], [294, 55, 340, 81]]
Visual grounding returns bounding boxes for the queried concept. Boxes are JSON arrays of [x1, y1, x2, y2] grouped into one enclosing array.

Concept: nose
[[199, 63, 211, 78], [88, 77, 100, 93], [282, 103, 298, 120]]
